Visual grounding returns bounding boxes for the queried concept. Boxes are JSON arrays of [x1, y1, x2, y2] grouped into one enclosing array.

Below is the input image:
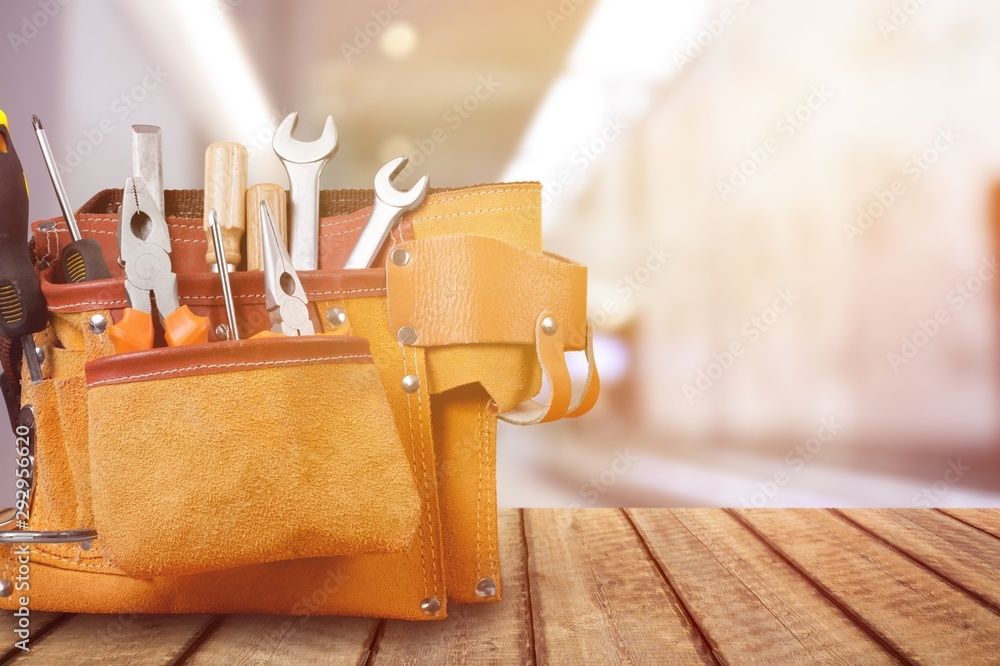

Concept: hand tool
[[0, 114, 46, 383], [208, 209, 239, 341], [344, 156, 429, 269], [131, 125, 163, 217], [203, 142, 247, 272], [271, 112, 338, 271], [108, 177, 209, 354], [258, 200, 314, 337], [245, 183, 286, 271], [31, 115, 111, 283]]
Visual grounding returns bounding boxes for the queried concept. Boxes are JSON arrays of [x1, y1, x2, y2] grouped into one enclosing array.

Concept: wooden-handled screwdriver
[[245, 184, 287, 271], [203, 142, 247, 272]]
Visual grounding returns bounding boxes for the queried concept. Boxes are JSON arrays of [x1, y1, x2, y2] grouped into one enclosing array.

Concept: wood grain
[[523, 509, 712, 664], [6, 613, 218, 665], [736, 509, 1000, 663], [629, 509, 895, 664], [940, 508, 1000, 540], [372, 509, 533, 665], [246, 184, 288, 272], [840, 508, 1000, 611], [184, 615, 378, 666], [203, 142, 248, 269]]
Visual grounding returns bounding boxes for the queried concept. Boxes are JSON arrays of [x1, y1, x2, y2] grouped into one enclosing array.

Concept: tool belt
[[0, 182, 598, 620]]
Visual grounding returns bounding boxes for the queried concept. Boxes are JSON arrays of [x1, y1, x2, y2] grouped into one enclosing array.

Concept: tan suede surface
[[87, 344, 420, 577]]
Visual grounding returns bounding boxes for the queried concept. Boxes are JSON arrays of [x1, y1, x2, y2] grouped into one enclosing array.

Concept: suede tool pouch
[[82, 335, 421, 578]]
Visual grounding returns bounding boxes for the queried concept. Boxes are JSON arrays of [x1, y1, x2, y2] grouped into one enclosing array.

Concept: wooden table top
[[2, 508, 999, 664]]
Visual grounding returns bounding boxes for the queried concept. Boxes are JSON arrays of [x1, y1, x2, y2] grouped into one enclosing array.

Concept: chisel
[[0, 112, 46, 383]]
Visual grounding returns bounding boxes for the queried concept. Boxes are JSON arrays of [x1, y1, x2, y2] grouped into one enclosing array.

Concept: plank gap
[[0, 613, 72, 665], [166, 615, 226, 666], [518, 508, 538, 666], [621, 509, 720, 665], [725, 509, 915, 666], [936, 509, 1000, 542], [832, 510, 1000, 617], [361, 619, 387, 666]]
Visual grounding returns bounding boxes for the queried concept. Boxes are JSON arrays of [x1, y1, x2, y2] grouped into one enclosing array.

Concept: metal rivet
[[540, 316, 558, 336], [326, 307, 347, 327], [80, 540, 92, 551], [34, 346, 45, 365], [0, 580, 12, 598], [88, 314, 107, 335], [390, 248, 410, 266], [475, 577, 497, 598], [420, 596, 441, 615], [397, 326, 417, 346], [19, 405, 34, 429], [486, 401, 499, 415], [215, 324, 230, 341], [401, 375, 420, 393], [117, 256, 126, 269], [38, 221, 57, 232]]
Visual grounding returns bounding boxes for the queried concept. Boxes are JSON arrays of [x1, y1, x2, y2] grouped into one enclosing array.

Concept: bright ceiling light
[[380, 21, 419, 60], [503, 0, 705, 227]]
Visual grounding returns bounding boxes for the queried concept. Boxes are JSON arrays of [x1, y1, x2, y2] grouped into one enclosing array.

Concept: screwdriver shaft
[[209, 210, 240, 340], [21, 335, 42, 383], [31, 115, 81, 241]]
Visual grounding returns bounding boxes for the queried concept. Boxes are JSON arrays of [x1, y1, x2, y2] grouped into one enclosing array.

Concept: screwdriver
[[31, 115, 110, 283], [0, 112, 46, 383], [208, 209, 240, 341]]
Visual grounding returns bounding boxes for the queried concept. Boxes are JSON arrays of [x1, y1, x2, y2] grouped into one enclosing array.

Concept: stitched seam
[[49, 288, 386, 312], [425, 187, 538, 206], [29, 549, 117, 570], [476, 401, 484, 580], [413, 348, 441, 591], [401, 347, 431, 595], [88, 354, 370, 387], [409, 206, 539, 224], [486, 408, 498, 577]]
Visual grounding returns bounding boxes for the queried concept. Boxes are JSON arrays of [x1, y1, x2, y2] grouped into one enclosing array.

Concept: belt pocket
[[83, 335, 421, 577]]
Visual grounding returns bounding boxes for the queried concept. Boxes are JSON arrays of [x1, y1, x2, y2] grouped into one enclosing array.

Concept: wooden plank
[[736, 509, 1000, 663], [629, 509, 895, 664], [0, 611, 65, 657], [6, 614, 218, 665], [523, 508, 712, 664], [184, 615, 378, 666], [372, 509, 533, 665], [940, 509, 1000, 541], [840, 509, 1000, 611]]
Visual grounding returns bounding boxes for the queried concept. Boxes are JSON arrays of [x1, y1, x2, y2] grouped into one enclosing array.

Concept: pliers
[[257, 200, 314, 337], [108, 177, 209, 353]]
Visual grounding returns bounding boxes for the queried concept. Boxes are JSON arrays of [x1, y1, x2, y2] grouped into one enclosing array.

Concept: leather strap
[[386, 235, 588, 350], [497, 314, 600, 426]]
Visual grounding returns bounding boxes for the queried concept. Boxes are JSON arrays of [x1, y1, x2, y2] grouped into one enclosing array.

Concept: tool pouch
[[0, 182, 599, 620]]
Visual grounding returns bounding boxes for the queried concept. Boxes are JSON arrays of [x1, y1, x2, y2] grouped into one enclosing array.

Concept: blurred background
[[1, 0, 998, 508]]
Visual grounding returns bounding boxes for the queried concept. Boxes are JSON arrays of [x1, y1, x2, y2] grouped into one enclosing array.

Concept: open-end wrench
[[344, 157, 429, 269], [272, 112, 337, 271]]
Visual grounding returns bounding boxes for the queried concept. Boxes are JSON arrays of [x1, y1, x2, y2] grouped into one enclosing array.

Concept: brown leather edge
[[84, 335, 373, 388], [39, 266, 387, 313]]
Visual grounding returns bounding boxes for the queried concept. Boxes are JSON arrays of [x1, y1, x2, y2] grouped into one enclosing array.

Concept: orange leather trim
[[566, 322, 601, 419], [84, 335, 372, 387], [386, 235, 588, 350]]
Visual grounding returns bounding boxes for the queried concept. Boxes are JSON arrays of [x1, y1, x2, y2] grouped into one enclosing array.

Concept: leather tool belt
[[0, 182, 598, 620]]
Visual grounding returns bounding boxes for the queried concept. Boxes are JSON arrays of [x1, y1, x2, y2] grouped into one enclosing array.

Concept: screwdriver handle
[[163, 306, 209, 348], [108, 308, 154, 354], [60, 239, 111, 283], [246, 184, 287, 271], [204, 142, 247, 271]]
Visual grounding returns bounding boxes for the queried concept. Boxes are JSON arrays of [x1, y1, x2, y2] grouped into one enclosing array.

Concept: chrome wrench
[[344, 157, 429, 269], [271, 112, 338, 271]]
